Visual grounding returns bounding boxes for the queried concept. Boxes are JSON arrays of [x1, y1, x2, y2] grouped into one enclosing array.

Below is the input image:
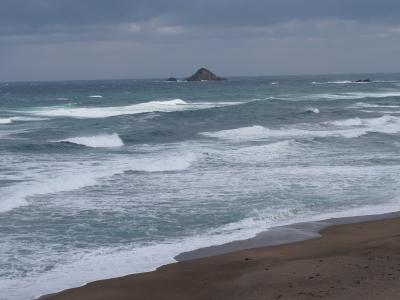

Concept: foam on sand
[[57, 133, 124, 148]]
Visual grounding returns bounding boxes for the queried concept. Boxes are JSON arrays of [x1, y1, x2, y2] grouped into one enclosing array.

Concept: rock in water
[[166, 77, 178, 82], [186, 68, 225, 81], [353, 79, 371, 83]]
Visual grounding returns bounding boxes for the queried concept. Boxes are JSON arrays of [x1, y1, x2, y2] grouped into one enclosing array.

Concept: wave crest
[[57, 133, 124, 148], [25, 99, 240, 119], [28, 99, 189, 118], [0, 116, 47, 124], [304, 107, 320, 114], [0, 118, 12, 124], [352, 102, 400, 109], [297, 91, 400, 101], [0, 152, 197, 213], [202, 115, 400, 142]]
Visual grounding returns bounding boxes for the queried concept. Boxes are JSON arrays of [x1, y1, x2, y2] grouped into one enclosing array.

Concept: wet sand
[[44, 215, 400, 300]]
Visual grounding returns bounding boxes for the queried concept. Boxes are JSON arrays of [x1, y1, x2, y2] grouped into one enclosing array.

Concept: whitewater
[[1, 74, 400, 300]]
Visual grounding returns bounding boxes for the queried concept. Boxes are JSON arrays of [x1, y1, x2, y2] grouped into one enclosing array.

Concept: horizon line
[[1, 71, 400, 84]]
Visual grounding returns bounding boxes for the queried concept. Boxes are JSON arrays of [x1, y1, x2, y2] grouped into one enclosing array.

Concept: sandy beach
[[43, 216, 400, 300]]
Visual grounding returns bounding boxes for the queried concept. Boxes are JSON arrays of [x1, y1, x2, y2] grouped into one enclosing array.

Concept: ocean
[[1, 74, 400, 299]]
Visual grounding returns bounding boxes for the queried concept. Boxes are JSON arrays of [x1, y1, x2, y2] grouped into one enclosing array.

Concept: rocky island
[[353, 79, 371, 83], [186, 68, 225, 81]]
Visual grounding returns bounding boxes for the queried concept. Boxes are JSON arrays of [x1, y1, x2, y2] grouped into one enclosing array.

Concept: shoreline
[[176, 211, 400, 261], [39, 210, 400, 300]]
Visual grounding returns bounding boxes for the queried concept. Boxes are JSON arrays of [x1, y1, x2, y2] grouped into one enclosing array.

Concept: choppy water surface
[[1, 75, 400, 299]]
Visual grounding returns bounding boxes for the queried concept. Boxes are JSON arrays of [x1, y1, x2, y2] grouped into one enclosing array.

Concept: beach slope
[[45, 218, 400, 300]]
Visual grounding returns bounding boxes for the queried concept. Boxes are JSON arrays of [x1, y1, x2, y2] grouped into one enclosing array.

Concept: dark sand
[[44, 216, 400, 300]]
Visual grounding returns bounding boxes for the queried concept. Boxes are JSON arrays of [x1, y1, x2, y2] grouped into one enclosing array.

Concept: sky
[[1, 0, 400, 81]]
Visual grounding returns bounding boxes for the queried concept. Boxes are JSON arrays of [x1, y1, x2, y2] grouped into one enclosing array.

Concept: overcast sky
[[1, 0, 400, 81]]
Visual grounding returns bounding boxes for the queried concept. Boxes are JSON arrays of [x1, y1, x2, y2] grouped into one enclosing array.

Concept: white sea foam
[[0, 118, 12, 124], [300, 91, 400, 101], [0, 209, 286, 300], [202, 115, 400, 142], [329, 117, 364, 127], [202, 126, 273, 141], [304, 107, 320, 114], [361, 110, 400, 114], [352, 102, 400, 108], [0, 116, 47, 124], [0, 152, 197, 213], [25, 99, 236, 119], [328, 115, 397, 127], [57, 133, 124, 148], [201, 125, 343, 141], [4, 198, 400, 300], [326, 115, 400, 137], [328, 80, 354, 84], [338, 91, 400, 99], [312, 80, 396, 85], [312, 80, 353, 85]]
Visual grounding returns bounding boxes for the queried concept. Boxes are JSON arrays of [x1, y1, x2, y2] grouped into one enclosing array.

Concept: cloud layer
[[1, 0, 400, 81]]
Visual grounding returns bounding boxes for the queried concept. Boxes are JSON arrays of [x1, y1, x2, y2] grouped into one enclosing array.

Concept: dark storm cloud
[[1, 0, 400, 81], [0, 0, 399, 36]]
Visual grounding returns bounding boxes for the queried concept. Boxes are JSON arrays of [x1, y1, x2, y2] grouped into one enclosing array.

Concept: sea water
[[1, 75, 400, 299]]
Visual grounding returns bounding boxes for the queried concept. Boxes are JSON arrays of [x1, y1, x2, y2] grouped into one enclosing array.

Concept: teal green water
[[1, 74, 400, 299]]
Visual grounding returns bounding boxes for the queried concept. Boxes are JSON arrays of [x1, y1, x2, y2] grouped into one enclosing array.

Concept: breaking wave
[[25, 99, 238, 119], [312, 80, 396, 85], [0, 116, 47, 124], [327, 115, 400, 131], [300, 91, 400, 101], [57, 133, 124, 148], [352, 102, 400, 109], [0, 118, 12, 124], [303, 107, 320, 114], [0, 152, 198, 213], [328, 118, 364, 127], [312, 80, 353, 85], [201, 115, 400, 141], [200, 125, 326, 141]]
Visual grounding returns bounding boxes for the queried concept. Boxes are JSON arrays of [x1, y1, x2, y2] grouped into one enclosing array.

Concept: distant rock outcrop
[[186, 68, 225, 81], [353, 79, 371, 83], [166, 77, 178, 82]]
